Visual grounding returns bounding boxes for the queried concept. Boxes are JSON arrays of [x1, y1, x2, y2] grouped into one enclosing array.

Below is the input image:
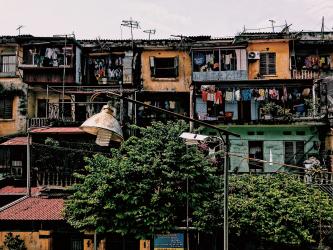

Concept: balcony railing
[[28, 118, 49, 128], [193, 70, 248, 81], [292, 69, 319, 79], [37, 172, 77, 187]]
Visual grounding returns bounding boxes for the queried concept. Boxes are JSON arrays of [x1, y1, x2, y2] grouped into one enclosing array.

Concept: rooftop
[[0, 197, 64, 221], [0, 186, 39, 195], [30, 127, 85, 134], [0, 137, 28, 146]]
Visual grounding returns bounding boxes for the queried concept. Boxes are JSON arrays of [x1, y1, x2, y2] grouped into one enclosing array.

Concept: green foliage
[[4, 233, 26, 250], [44, 137, 59, 147], [194, 174, 333, 247], [64, 121, 218, 238]]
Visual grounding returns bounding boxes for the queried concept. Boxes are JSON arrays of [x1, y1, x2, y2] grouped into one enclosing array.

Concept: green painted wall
[[200, 124, 322, 172]]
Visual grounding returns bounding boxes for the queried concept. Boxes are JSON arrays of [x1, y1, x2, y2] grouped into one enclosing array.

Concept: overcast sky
[[1, 0, 333, 39]]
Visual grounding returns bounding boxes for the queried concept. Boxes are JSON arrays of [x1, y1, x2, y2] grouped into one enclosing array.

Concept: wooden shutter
[[260, 53, 276, 75], [284, 141, 295, 164], [268, 53, 276, 75], [295, 141, 304, 165], [149, 56, 155, 76], [0, 97, 13, 119], [174, 56, 179, 77], [284, 141, 304, 165]]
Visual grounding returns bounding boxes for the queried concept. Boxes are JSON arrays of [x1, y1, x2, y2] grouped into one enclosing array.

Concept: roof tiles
[[0, 197, 64, 221]]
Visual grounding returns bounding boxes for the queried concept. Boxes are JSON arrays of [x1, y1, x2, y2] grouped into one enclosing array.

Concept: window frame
[[150, 56, 179, 79], [260, 52, 276, 75], [284, 141, 305, 166], [0, 97, 13, 119], [0, 54, 16, 73]]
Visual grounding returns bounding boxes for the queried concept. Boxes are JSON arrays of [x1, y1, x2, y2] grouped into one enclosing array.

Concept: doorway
[[248, 141, 264, 172]]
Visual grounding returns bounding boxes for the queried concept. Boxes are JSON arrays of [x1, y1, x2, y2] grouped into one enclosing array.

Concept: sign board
[[154, 233, 184, 250]]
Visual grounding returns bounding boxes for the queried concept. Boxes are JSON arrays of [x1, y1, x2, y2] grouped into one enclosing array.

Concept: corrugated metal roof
[[30, 127, 84, 134], [0, 197, 64, 221], [0, 186, 39, 195], [0, 137, 28, 146]]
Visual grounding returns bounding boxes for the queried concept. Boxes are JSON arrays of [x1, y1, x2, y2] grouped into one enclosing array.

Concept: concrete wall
[[141, 50, 191, 92], [0, 80, 27, 136], [0, 230, 52, 250], [28, 90, 71, 119], [247, 39, 291, 80], [0, 44, 26, 136]]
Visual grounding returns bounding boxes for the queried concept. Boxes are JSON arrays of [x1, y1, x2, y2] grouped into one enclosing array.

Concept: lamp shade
[[80, 105, 123, 146]]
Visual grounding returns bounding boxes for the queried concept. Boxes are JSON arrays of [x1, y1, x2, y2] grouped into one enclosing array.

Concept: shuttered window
[[284, 141, 304, 165], [150, 57, 179, 78], [260, 52, 276, 75], [0, 97, 13, 119], [1, 55, 16, 73]]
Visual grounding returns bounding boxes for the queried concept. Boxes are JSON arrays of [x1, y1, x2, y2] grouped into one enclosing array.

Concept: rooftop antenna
[[143, 29, 156, 40], [281, 20, 292, 34], [321, 16, 325, 40], [121, 18, 140, 50], [269, 20, 276, 32], [16, 25, 24, 36]]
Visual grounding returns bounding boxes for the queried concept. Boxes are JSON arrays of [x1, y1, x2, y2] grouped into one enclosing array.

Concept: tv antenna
[[16, 25, 24, 36], [269, 19, 276, 32], [121, 18, 140, 49], [143, 29, 156, 40]]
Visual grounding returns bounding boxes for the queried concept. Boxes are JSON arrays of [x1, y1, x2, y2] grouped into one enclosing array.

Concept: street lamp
[[80, 105, 123, 146], [179, 132, 229, 250]]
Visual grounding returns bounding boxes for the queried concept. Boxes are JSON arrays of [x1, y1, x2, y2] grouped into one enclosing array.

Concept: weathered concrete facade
[[141, 50, 191, 92], [0, 39, 27, 136], [247, 39, 291, 80]]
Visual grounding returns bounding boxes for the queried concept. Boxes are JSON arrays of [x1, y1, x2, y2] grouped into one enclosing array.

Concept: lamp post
[[83, 91, 239, 250], [180, 132, 229, 250]]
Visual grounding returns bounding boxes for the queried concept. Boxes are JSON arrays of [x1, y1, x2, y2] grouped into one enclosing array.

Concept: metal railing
[[292, 69, 319, 79]]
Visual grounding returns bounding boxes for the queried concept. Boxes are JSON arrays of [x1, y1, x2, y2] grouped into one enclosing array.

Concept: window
[[249, 141, 263, 172], [150, 57, 178, 78], [0, 55, 16, 73], [0, 97, 13, 119], [37, 99, 47, 117], [260, 52, 276, 75], [12, 161, 23, 177], [284, 141, 304, 165]]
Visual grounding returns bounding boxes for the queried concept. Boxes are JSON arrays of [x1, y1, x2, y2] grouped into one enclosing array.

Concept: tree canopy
[[194, 174, 333, 248], [64, 121, 333, 248], [64, 121, 217, 238]]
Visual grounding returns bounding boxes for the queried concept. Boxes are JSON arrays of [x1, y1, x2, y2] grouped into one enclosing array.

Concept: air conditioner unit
[[248, 51, 260, 60]]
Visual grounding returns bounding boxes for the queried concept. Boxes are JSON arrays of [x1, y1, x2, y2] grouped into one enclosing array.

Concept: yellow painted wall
[[247, 40, 291, 80], [28, 90, 71, 118], [0, 231, 52, 250], [141, 50, 191, 92], [0, 44, 26, 136], [0, 96, 20, 136]]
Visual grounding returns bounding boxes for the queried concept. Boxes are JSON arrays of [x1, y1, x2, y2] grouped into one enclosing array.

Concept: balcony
[[292, 70, 319, 80], [193, 70, 248, 82], [292, 69, 333, 80]]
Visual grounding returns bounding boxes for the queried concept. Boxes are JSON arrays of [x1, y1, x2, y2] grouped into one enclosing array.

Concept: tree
[[193, 174, 333, 248], [64, 121, 218, 238], [4, 233, 26, 250]]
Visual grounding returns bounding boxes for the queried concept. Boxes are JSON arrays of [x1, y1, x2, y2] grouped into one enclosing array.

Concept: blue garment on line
[[241, 89, 252, 101]]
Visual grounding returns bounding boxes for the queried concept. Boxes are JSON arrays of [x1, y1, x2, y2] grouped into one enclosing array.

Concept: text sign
[[154, 233, 184, 250]]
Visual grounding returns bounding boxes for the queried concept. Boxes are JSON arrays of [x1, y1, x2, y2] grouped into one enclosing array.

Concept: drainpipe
[[189, 85, 194, 132], [313, 82, 317, 117], [26, 131, 31, 197]]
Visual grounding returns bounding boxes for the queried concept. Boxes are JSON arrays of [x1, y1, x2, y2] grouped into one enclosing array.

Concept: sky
[[1, 0, 333, 40]]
